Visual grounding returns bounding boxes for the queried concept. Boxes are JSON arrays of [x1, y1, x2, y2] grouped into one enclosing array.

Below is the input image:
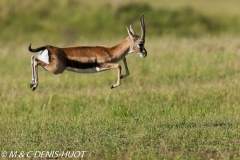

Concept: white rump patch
[[38, 49, 49, 64]]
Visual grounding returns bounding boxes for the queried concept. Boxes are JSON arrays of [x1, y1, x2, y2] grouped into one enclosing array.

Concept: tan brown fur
[[29, 14, 147, 91]]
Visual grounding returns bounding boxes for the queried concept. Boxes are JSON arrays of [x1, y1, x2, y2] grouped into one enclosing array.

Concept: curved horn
[[140, 13, 145, 40]]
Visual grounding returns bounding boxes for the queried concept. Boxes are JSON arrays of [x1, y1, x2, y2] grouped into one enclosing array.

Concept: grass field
[[1, 0, 240, 159]]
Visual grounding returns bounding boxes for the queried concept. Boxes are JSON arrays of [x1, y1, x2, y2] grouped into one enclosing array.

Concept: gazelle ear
[[126, 26, 134, 42], [130, 25, 136, 34]]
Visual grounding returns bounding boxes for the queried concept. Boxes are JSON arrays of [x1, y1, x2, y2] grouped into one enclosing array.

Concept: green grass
[[1, 36, 240, 159], [1, 0, 240, 159]]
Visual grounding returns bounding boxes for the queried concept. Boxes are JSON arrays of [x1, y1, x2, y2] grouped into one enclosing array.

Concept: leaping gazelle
[[29, 14, 147, 91]]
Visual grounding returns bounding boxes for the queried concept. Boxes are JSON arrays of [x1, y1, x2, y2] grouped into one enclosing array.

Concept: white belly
[[65, 67, 110, 73], [66, 67, 98, 73]]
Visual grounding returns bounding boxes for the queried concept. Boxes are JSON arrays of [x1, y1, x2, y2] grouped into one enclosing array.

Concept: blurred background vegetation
[[1, 0, 240, 46]]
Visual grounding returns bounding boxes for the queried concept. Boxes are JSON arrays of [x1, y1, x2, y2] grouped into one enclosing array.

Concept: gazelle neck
[[109, 36, 132, 62]]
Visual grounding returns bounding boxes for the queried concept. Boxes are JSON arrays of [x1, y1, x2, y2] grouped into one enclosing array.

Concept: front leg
[[120, 57, 130, 79], [97, 63, 122, 89]]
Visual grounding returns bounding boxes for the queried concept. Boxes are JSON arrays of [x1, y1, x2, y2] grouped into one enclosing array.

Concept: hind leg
[[30, 56, 41, 91], [30, 56, 66, 91], [30, 56, 49, 91], [30, 56, 37, 90]]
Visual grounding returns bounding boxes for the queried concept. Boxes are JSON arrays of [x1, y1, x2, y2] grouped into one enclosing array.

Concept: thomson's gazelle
[[29, 14, 147, 91]]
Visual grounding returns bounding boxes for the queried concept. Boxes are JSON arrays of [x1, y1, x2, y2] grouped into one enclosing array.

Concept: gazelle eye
[[137, 44, 143, 48]]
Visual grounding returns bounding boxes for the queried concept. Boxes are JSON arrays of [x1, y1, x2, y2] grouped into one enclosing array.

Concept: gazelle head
[[126, 14, 147, 58]]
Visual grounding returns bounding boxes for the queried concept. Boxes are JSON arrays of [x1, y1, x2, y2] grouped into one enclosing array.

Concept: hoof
[[32, 86, 37, 91], [30, 83, 34, 88], [111, 83, 120, 89], [120, 75, 126, 79], [30, 81, 38, 91]]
